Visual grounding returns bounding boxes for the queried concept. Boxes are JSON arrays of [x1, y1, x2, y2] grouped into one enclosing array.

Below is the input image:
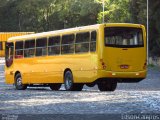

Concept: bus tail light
[[143, 61, 147, 69]]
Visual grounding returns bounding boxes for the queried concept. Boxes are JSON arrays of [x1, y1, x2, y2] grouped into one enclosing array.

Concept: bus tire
[[49, 83, 61, 90], [98, 80, 117, 91], [15, 73, 27, 90], [64, 71, 83, 91]]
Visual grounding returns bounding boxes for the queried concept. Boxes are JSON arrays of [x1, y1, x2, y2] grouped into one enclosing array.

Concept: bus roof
[[7, 23, 143, 42]]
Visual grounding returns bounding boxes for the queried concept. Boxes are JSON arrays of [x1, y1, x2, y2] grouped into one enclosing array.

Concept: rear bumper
[[97, 70, 147, 79]]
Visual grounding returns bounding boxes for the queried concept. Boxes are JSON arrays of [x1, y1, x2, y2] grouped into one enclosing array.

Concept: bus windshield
[[5, 42, 14, 67], [0, 42, 3, 50], [104, 27, 143, 48]]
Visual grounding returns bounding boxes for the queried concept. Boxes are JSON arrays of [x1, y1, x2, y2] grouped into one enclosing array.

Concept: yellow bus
[[5, 23, 147, 91], [0, 32, 34, 57]]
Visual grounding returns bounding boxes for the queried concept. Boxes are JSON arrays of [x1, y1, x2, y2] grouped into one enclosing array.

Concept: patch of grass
[[148, 64, 155, 68], [147, 64, 160, 71]]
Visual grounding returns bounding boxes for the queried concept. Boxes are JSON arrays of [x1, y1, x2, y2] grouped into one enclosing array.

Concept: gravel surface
[[0, 59, 160, 115]]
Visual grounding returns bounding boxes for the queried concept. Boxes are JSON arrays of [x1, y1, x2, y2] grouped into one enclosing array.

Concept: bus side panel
[[14, 57, 64, 84], [32, 59, 64, 84], [70, 54, 98, 83], [37, 57, 63, 84], [28, 54, 98, 84], [5, 66, 15, 84], [26, 54, 98, 84], [74, 71, 96, 83], [13, 61, 26, 84], [14, 59, 38, 84], [19, 57, 64, 84], [13, 54, 98, 84], [0, 41, 5, 57]]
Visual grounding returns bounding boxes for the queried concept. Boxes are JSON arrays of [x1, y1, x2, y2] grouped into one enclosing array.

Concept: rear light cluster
[[100, 59, 107, 69], [143, 61, 147, 69]]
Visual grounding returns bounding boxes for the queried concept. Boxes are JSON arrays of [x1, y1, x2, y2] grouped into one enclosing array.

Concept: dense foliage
[[0, 0, 158, 56], [148, 0, 160, 56]]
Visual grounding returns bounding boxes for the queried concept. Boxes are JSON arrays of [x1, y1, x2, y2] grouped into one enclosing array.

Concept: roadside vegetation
[[0, 0, 159, 56]]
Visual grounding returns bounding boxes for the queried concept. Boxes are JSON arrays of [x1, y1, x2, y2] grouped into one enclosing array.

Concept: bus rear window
[[105, 27, 143, 48]]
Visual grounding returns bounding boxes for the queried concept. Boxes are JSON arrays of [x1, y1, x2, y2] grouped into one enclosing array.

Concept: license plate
[[120, 65, 129, 69]]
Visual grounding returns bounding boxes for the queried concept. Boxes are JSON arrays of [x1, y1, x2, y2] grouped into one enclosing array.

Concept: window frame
[[61, 34, 75, 55], [90, 31, 97, 52], [75, 32, 90, 54], [48, 36, 61, 56], [36, 37, 48, 57], [24, 39, 35, 58], [15, 41, 24, 59]]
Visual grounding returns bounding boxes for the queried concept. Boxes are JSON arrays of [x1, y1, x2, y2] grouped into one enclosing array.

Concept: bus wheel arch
[[14, 71, 27, 90], [15, 71, 20, 78], [63, 68, 83, 91], [63, 68, 72, 78]]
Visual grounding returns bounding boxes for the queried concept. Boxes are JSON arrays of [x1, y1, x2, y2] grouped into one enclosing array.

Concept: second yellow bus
[[0, 32, 34, 57]]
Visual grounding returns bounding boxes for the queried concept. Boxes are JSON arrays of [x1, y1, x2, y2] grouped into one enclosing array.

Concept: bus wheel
[[64, 71, 83, 91], [15, 73, 27, 90], [98, 80, 117, 91], [49, 84, 61, 90]]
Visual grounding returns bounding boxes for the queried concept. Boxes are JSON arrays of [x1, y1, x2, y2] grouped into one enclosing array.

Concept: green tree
[[129, 0, 147, 26], [97, 0, 131, 23], [148, 0, 160, 56], [0, 0, 101, 32], [1, 0, 156, 57]]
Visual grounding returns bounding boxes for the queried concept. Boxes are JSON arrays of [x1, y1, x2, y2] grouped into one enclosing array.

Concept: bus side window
[[15, 41, 24, 59], [75, 32, 89, 53], [61, 34, 74, 54], [36, 38, 47, 56], [48, 36, 60, 56], [0, 41, 2, 50], [24, 40, 35, 58], [90, 31, 96, 52]]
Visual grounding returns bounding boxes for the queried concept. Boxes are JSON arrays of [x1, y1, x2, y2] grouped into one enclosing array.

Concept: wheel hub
[[17, 78, 22, 86]]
